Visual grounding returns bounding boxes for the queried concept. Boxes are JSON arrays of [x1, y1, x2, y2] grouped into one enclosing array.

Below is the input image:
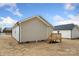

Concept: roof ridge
[[13, 15, 53, 28], [54, 23, 75, 30], [55, 23, 74, 27]]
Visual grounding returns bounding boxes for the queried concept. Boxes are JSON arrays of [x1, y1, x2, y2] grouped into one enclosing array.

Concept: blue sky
[[0, 3, 79, 28]]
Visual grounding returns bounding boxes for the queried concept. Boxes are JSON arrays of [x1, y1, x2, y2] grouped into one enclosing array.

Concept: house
[[12, 16, 53, 43], [53, 24, 79, 39], [0, 28, 1, 33], [3, 27, 12, 35]]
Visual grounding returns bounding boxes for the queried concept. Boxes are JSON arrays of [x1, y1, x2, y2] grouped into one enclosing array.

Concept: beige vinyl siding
[[20, 17, 48, 42]]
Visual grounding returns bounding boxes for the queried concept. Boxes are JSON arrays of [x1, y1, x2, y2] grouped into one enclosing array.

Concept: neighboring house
[[53, 24, 79, 39], [12, 16, 53, 43], [3, 27, 12, 35], [0, 28, 1, 33]]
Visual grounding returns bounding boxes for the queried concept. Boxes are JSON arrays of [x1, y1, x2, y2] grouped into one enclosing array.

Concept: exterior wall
[[59, 30, 71, 38], [72, 27, 79, 38], [12, 26, 19, 41], [20, 17, 49, 42]]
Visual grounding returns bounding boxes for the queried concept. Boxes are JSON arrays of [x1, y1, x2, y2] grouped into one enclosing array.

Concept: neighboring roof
[[53, 24, 76, 30], [13, 16, 53, 28], [3, 27, 12, 32]]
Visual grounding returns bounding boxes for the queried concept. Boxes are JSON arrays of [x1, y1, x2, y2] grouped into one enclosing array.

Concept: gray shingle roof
[[3, 27, 12, 31], [53, 24, 75, 30]]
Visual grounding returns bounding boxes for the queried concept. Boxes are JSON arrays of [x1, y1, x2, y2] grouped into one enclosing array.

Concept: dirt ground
[[0, 35, 79, 56]]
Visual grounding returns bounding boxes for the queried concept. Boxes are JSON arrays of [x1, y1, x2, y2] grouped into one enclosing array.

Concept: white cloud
[[53, 15, 64, 21], [53, 14, 79, 25], [65, 3, 75, 11], [0, 3, 16, 7], [0, 3, 23, 17], [59, 20, 79, 25], [67, 14, 74, 19], [6, 6, 23, 17], [0, 16, 17, 28]]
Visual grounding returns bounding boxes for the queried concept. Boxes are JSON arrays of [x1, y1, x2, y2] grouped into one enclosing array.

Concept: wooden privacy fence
[[48, 33, 62, 43]]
